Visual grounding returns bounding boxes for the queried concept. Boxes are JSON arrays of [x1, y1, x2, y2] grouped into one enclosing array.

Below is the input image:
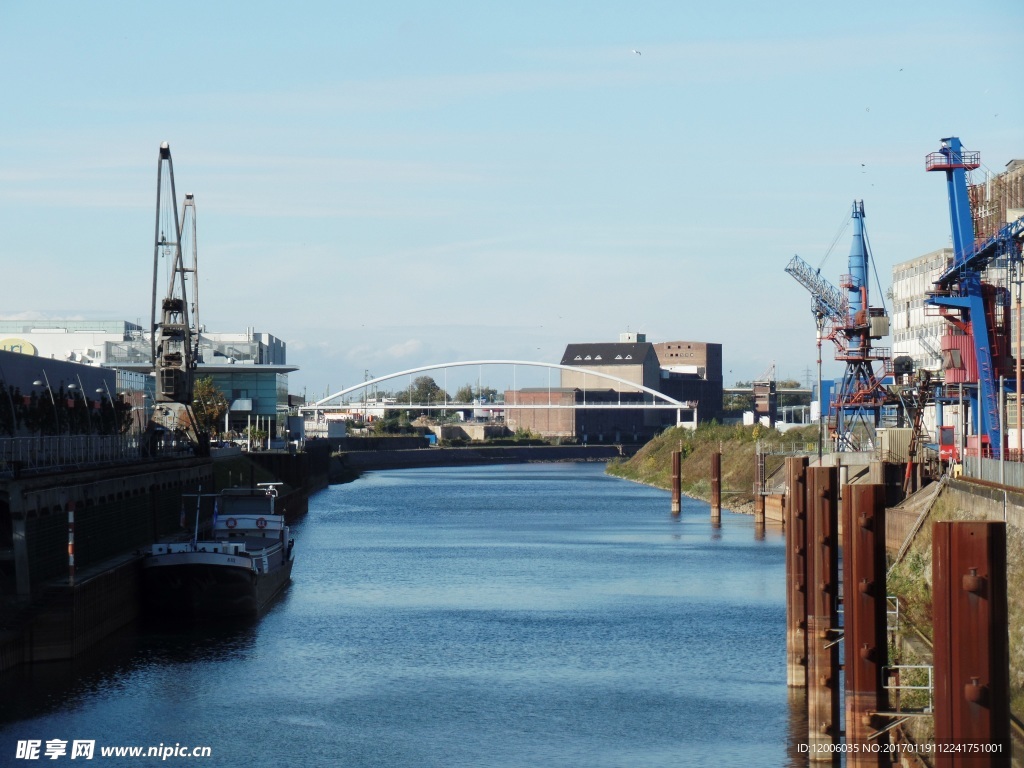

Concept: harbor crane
[[786, 201, 892, 451], [925, 137, 1024, 459], [147, 142, 208, 455]]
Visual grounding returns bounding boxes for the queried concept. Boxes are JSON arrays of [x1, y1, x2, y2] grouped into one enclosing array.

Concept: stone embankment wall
[[0, 447, 335, 672], [333, 445, 624, 476], [0, 457, 215, 672]]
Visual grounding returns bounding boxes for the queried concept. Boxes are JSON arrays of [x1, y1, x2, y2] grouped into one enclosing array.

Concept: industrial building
[[505, 333, 722, 441], [0, 320, 295, 436], [890, 248, 953, 373]]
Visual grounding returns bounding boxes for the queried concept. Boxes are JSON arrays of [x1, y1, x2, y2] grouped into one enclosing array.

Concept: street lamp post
[[67, 374, 92, 434], [67, 382, 79, 434], [95, 381, 124, 435], [32, 371, 59, 434]]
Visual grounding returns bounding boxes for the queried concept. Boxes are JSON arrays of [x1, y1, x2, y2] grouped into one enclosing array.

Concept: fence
[[963, 455, 1024, 489], [0, 435, 147, 477]]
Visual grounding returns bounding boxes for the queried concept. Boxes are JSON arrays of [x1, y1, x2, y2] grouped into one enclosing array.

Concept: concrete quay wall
[[0, 458, 214, 673], [3, 458, 213, 595], [334, 445, 625, 474]]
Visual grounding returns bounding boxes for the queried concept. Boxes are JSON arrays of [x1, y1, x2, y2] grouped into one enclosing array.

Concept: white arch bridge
[[298, 360, 699, 427]]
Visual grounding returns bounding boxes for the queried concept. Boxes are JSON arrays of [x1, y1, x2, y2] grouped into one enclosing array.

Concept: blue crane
[[925, 137, 1024, 459], [786, 202, 891, 451]]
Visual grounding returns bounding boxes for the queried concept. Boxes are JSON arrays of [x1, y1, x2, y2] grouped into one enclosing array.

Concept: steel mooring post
[[806, 465, 840, 758], [933, 521, 1010, 767], [785, 456, 809, 688], [843, 484, 890, 766], [754, 449, 766, 526], [710, 451, 721, 523], [671, 450, 681, 516]]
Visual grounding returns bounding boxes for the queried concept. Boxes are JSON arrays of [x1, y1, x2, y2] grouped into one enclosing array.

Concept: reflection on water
[[1, 463, 809, 767], [0, 620, 259, 725]]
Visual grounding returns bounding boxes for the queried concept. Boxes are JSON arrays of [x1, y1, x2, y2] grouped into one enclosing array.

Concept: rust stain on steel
[[785, 456, 809, 688], [843, 483, 891, 766], [671, 450, 681, 515], [932, 521, 1010, 766], [710, 451, 721, 519], [806, 466, 840, 757], [754, 451, 766, 525]]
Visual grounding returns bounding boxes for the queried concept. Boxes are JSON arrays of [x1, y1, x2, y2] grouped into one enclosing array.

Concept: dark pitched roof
[[560, 342, 656, 366]]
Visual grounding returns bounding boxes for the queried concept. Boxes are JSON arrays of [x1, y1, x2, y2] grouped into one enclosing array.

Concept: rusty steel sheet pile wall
[[806, 465, 841, 756], [785, 456, 809, 689], [843, 483, 891, 766], [932, 521, 1010, 766]]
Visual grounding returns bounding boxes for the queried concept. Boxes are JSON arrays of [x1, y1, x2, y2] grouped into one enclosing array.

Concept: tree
[[244, 425, 267, 449], [723, 381, 754, 414], [777, 379, 811, 408], [192, 377, 229, 436], [454, 383, 499, 403], [372, 415, 403, 435], [394, 376, 450, 406]]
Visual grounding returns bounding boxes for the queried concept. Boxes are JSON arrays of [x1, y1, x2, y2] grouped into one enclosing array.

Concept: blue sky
[[1, 1, 1022, 396]]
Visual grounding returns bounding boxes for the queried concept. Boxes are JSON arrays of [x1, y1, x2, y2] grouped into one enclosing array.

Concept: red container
[[941, 328, 976, 383]]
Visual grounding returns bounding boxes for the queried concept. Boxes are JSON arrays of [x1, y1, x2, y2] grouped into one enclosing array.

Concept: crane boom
[[785, 254, 847, 323], [936, 216, 1024, 289]]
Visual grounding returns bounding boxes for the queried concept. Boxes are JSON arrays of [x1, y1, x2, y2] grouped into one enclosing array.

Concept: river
[[0, 462, 808, 767]]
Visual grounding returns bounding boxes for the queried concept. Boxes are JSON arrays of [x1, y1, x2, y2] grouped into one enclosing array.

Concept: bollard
[[67, 501, 76, 586], [933, 521, 1010, 766], [843, 484, 890, 766], [785, 456, 809, 688], [710, 451, 721, 522], [671, 450, 681, 515], [754, 450, 766, 525], [806, 465, 840, 758]]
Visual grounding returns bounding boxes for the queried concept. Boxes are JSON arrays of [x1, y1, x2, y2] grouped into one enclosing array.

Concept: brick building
[[504, 333, 722, 442]]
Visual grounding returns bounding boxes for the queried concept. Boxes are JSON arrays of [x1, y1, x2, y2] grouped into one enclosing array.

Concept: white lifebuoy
[[256, 517, 267, 529], [226, 517, 237, 529]]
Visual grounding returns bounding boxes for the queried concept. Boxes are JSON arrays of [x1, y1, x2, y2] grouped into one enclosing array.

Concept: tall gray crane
[[148, 143, 207, 455]]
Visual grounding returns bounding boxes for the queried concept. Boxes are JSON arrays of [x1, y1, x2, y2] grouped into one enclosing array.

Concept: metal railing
[[0, 435, 147, 477], [755, 440, 824, 456], [883, 664, 934, 713], [886, 595, 901, 633]]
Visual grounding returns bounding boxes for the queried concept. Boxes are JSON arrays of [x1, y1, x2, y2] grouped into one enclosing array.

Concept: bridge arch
[[300, 359, 687, 411]]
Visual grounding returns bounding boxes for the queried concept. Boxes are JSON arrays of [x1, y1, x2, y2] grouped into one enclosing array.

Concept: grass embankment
[[888, 494, 1024, 716], [606, 423, 818, 512]]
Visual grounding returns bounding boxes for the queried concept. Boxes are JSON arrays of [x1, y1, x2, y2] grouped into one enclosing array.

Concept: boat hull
[[142, 552, 293, 620]]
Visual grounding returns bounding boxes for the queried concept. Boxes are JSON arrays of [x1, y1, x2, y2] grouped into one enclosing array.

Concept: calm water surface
[[0, 463, 808, 767]]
